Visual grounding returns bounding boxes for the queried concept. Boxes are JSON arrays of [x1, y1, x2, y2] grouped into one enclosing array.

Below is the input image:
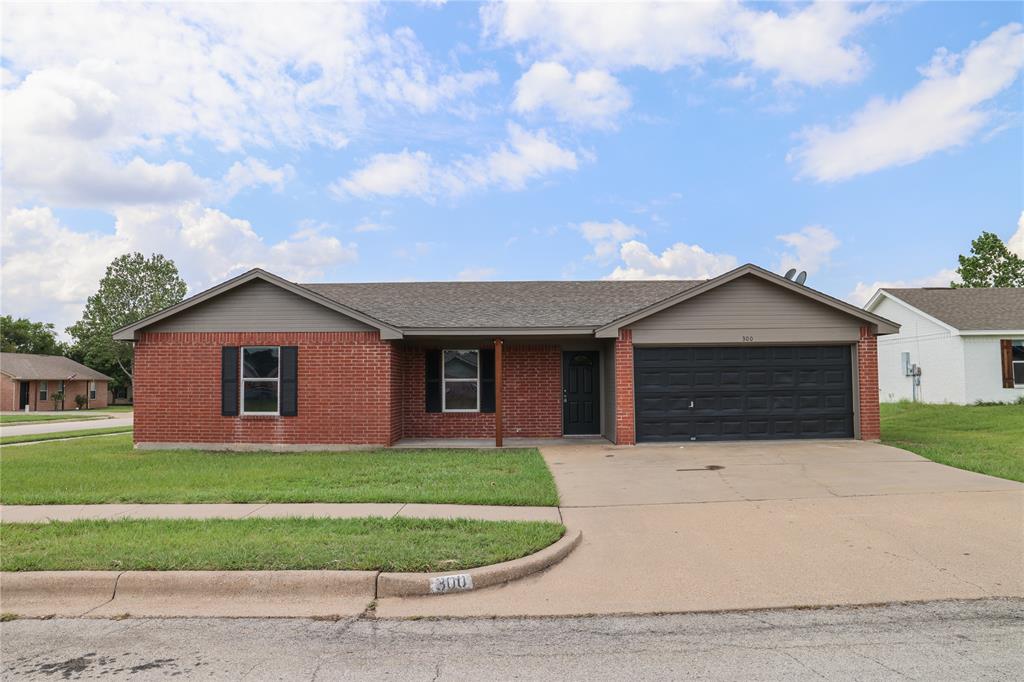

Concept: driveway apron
[[376, 440, 1024, 618]]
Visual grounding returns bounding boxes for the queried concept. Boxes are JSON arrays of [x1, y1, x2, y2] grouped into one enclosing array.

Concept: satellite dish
[[795, 271, 807, 285], [784, 268, 797, 280]]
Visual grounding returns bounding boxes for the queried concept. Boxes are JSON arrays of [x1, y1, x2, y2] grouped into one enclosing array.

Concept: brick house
[[114, 264, 898, 450], [1, 353, 111, 412]]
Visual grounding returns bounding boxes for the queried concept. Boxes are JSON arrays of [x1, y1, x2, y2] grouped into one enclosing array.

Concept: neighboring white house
[[864, 287, 1024, 404]]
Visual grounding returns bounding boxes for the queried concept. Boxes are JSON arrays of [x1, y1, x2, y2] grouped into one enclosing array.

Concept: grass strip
[[0, 517, 566, 572], [0, 435, 559, 506], [0, 413, 109, 425], [1, 426, 134, 446], [881, 402, 1024, 482]]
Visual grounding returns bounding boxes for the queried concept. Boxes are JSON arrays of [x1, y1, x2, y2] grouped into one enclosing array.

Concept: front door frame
[[18, 381, 30, 410], [562, 350, 601, 436]]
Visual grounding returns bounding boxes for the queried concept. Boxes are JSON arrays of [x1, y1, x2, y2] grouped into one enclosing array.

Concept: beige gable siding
[[148, 279, 375, 333], [628, 274, 863, 345]]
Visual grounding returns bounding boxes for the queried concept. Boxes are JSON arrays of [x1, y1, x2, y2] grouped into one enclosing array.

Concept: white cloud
[[1, 3, 495, 208], [791, 23, 1024, 182], [730, 3, 883, 86], [457, 266, 498, 281], [222, 158, 295, 199], [577, 220, 642, 262], [332, 151, 436, 200], [606, 240, 738, 280], [513, 62, 630, 128], [331, 123, 578, 201], [1007, 211, 1024, 258], [483, 1, 882, 86], [0, 204, 357, 332], [352, 221, 392, 233], [776, 225, 840, 275], [848, 269, 959, 307]]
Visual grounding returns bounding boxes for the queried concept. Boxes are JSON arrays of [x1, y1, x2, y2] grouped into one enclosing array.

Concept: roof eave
[[402, 326, 596, 337]]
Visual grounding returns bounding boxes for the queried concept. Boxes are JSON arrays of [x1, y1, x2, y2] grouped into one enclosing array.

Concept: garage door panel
[[635, 345, 853, 442]]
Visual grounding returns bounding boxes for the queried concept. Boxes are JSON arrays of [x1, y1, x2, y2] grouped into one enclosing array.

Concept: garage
[[634, 345, 854, 442]]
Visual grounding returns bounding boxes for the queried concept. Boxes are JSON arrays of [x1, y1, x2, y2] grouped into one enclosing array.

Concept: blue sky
[[2, 1, 1022, 333]]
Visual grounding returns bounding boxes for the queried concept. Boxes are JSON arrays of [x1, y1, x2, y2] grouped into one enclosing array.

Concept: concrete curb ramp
[[0, 529, 581, 618], [378, 527, 582, 597]]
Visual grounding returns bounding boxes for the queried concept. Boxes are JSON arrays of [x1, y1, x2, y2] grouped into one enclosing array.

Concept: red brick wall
[[614, 329, 635, 445], [400, 344, 562, 439], [134, 331, 397, 446], [10, 379, 109, 411], [1, 374, 16, 411], [857, 326, 881, 440]]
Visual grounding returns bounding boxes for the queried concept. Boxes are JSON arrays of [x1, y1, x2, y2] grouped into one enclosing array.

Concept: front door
[[18, 381, 30, 410], [563, 351, 600, 435]]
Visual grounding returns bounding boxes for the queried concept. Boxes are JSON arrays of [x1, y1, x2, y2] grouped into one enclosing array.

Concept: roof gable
[[595, 264, 899, 338], [113, 269, 403, 340]]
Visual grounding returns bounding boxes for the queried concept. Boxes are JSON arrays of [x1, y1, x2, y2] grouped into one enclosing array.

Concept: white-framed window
[[1013, 340, 1024, 388], [241, 346, 280, 414], [58, 380, 65, 394], [39, 380, 48, 401], [442, 349, 479, 412], [89, 381, 97, 400]]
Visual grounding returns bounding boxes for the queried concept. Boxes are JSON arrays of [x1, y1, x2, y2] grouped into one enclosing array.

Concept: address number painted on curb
[[430, 574, 474, 594]]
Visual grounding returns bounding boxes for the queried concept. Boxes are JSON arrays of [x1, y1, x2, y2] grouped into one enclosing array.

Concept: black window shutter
[[280, 346, 298, 416], [425, 349, 442, 413], [480, 348, 496, 413], [221, 346, 239, 416]]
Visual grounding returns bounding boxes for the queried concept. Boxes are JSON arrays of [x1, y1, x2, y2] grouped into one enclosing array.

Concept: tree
[[67, 253, 188, 387], [0, 316, 67, 355], [952, 231, 1024, 288]]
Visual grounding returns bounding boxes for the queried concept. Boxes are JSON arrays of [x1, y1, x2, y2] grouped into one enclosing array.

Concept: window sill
[[239, 413, 281, 419]]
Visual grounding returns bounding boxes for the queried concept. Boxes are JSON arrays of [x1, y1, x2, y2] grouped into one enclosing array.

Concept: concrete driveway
[[377, 440, 1024, 618]]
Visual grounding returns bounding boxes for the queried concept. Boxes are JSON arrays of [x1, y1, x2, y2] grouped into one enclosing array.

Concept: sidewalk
[[1, 415, 133, 437], [0, 502, 561, 524]]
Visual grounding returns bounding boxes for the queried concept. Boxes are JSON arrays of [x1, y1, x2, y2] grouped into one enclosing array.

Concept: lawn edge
[[0, 528, 581, 617]]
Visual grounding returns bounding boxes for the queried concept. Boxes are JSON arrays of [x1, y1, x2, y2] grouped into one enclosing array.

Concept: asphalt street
[[1, 599, 1021, 680]]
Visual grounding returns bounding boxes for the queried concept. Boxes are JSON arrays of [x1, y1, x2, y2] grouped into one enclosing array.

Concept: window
[[89, 381, 97, 400], [241, 346, 280, 414], [442, 349, 479, 412], [39, 381, 48, 401], [58, 380, 65, 394], [1014, 340, 1024, 388]]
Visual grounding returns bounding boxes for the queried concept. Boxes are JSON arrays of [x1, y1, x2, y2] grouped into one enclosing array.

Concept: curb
[[0, 530, 581, 617], [377, 527, 582, 598]]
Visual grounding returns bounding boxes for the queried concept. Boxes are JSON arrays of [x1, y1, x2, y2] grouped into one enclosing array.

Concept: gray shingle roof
[[882, 287, 1024, 330], [302, 280, 702, 328], [0, 353, 113, 381]]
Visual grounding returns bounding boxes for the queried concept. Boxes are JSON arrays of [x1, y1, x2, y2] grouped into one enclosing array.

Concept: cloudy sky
[[2, 1, 1022, 334]]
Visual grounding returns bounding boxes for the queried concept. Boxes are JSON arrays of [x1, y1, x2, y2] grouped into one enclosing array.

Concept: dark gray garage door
[[634, 346, 854, 442]]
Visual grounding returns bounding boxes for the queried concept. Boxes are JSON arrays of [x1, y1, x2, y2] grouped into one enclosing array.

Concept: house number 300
[[742, 335, 755, 342]]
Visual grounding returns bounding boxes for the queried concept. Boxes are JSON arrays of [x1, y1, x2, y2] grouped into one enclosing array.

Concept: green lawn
[[0, 413, 109, 425], [0, 517, 565, 572], [881, 402, 1024, 482], [0, 426, 134, 446], [0, 434, 560, 506]]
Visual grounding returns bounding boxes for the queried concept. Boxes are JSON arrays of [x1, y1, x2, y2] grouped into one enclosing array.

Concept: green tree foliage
[[67, 253, 187, 386], [0, 316, 67, 355], [952, 231, 1024, 288]]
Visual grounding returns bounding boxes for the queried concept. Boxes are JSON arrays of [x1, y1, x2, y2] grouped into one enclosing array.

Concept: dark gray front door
[[634, 346, 853, 442], [18, 381, 30, 410], [563, 351, 600, 435]]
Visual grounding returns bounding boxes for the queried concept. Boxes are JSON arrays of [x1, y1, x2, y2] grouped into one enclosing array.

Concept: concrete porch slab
[[393, 436, 611, 449]]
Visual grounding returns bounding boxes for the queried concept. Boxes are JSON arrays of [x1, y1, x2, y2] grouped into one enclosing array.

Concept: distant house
[[865, 288, 1024, 404], [0, 353, 113, 411]]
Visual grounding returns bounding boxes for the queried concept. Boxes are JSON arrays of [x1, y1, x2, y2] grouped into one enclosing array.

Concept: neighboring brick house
[[114, 264, 899, 450], [1, 353, 112, 412]]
